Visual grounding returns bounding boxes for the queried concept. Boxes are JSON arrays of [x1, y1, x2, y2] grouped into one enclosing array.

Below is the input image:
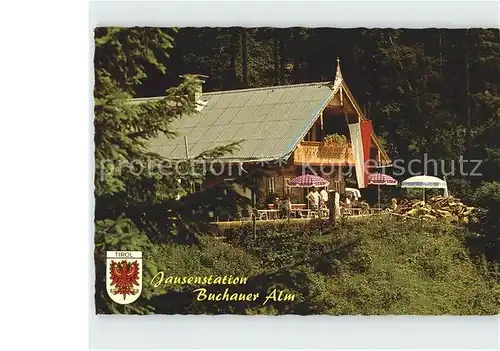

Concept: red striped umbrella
[[368, 173, 397, 209], [289, 174, 330, 188], [368, 173, 398, 186]]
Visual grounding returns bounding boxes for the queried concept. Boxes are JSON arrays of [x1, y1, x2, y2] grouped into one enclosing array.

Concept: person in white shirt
[[320, 188, 329, 205], [345, 194, 352, 208], [334, 191, 341, 218], [307, 186, 321, 210]]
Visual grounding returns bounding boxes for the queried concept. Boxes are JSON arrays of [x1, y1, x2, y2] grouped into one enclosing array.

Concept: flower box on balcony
[[318, 143, 348, 159]]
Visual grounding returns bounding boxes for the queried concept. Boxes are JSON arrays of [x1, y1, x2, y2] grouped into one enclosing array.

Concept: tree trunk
[[328, 193, 335, 225], [230, 28, 239, 87], [352, 35, 358, 66], [351, 31, 362, 100], [279, 37, 286, 85], [273, 38, 279, 85], [464, 29, 472, 149], [241, 28, 248, 87], [439, 30, 443, 76]]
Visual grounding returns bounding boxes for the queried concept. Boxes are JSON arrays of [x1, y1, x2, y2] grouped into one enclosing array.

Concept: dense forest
[[136, 28, 499, 177], [94, 27, 499, 314]]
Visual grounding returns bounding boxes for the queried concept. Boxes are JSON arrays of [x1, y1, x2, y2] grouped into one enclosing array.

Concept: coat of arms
[[106, 251, 142, 305]]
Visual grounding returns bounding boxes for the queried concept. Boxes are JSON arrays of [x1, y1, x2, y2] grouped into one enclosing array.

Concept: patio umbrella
[[401, 175, 447, 202], [289, 174, 329, 211], [368, 173, 398, 209], [289, 174, 330, 188]]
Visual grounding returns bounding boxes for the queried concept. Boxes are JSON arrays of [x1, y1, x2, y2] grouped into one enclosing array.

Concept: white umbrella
[[401, 175, 447, 202]]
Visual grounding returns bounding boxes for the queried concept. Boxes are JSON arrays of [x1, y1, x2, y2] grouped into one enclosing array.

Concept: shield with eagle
[[106, 251, 143, 305]]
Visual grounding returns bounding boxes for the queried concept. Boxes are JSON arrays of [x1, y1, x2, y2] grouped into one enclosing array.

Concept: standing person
[[307, 186, 320, 211], [320, 187, 329, 206], [318, 187, 329, 218], [334, 190, 341, 218]]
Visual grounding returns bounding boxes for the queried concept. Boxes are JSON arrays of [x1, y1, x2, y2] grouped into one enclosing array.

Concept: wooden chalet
[[141, 60, 391, 207]]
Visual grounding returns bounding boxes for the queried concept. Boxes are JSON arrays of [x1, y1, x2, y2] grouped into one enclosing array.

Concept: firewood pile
[[394, 195, 477, 225]]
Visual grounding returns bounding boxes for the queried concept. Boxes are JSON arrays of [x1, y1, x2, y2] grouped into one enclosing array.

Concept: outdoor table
[[288, 204, 305, 218], [257, 210, 268, 220], [295, 209, 310, 218], [257, 209, 279, 220], [297, 209, 324, 218], [342, 207, 363, 216], [268, 209, 279, 219], [291, 204, 306, 212], [289, 209, 299, 218], [319, 207, 329, 218]]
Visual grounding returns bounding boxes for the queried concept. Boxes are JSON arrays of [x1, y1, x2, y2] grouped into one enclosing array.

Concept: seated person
[[359, 198, 370, 210], [389, 198, 398, 212], [338, 194, 344, 206], [345, 194, 352, 208], [272, 196, 281, 210]]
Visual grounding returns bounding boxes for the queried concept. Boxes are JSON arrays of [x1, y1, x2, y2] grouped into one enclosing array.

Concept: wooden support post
[[252, 213, 257, 239], [328, 192, 335, 225], [184, 136, 190, 159]]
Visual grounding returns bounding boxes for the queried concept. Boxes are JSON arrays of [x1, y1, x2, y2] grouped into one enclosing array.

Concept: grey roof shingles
[[143, 82, 335, 162]]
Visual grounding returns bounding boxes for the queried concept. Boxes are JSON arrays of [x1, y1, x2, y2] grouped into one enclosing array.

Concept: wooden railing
[[293, 141, 355, 165]]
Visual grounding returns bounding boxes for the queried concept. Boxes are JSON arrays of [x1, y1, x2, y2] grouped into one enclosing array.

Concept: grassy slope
[[324, 220, 498, 314], [149, 217, 500, 315]]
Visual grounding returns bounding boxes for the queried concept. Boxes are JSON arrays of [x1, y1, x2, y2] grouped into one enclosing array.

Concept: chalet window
[[267, 177, 276, 195], [333, 180, 341, 191]]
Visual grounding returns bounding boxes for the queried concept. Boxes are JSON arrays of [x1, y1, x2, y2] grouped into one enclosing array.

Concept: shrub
[[324, 133, 348, 146], [470, 181, 500, 261], [146, 217, 500, 315]]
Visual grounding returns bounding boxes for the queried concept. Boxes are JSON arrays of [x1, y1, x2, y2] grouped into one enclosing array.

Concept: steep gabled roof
[[339, 78, 392, 165], [142, 82, 337, 162], [137, 60, 391, 165]]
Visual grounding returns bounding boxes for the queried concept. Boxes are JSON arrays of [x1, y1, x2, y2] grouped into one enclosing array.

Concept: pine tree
[[241, 28, 249, 87], [93, 27, 242, 314]]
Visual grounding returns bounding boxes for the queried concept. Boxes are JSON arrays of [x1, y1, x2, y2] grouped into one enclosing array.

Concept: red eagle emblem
[[109, 260, 140, 300]]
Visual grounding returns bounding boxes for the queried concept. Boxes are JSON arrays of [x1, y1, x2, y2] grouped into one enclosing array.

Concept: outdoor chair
[[319, 206, 329, 218], [257, 210, 269, 220], [308, 210, 319, 218]]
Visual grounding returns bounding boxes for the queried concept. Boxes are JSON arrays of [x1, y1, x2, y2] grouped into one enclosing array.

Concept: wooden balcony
[[293, 141, 355, 166]]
